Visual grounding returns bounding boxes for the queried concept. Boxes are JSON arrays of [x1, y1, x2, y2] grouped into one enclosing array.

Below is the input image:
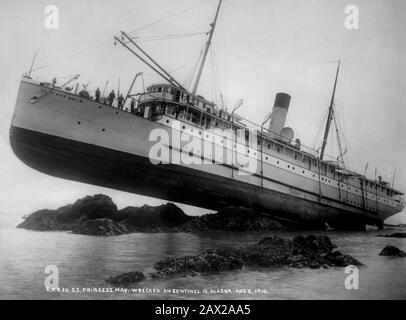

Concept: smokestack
[[268, 92, 291, 139]]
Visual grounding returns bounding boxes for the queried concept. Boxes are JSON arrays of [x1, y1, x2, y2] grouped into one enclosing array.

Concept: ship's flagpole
[[191, 0, 222, 95], [363, 162, 369, 177], [391, 168, 397, 190], [320, 60, 341, 160], [27, 51, 38, 78]]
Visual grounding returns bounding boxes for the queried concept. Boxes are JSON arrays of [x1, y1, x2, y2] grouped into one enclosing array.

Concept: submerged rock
[[105, 271, 145, 285], [72, 218, 129, 236], [106, 235, 362, 285], [377, 233, 406, 238], [379, 245, 406, 257]]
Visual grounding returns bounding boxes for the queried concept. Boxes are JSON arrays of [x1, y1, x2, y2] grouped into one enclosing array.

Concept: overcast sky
[[0, 0, 405, 223]]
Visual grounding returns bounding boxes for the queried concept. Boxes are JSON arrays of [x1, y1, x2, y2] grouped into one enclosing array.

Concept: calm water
[[0, 214, 405, 300]]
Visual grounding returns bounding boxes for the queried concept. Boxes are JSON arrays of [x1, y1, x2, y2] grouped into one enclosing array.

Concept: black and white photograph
[[0, 0, 405, 305]]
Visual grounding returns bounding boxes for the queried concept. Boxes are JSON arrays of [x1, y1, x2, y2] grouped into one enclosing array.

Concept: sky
[[0, 0, 405, 223]]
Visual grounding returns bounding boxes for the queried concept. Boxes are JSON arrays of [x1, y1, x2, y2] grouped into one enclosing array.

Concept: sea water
[[0, 214, 405, 300]]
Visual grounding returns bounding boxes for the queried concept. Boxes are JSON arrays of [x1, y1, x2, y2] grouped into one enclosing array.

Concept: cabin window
[[158, 87, 162, 92]]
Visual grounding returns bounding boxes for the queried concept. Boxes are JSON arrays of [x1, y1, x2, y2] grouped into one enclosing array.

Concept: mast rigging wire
[[126, 0, 211, 36]]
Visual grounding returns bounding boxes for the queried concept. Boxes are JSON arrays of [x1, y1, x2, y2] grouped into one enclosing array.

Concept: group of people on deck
[[93, 87, 136, 113]]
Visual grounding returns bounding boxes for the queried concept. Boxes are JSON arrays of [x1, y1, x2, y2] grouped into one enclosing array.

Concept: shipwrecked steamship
[[9, 0, 404, 229]]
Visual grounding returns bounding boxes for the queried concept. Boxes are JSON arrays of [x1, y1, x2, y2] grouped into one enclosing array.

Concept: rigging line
[[86, 47, 115, 87], [210, 47, 221, 105], [64, 40, 112, 59], [131, 32, 206, 40], [127, 0, 211, 35], [134, 34, 206, 42], [286, 113, 303, 142], [311, 108, 329, 149], [168, 50, 202, 74], [142, 49, 202, 78], [186, 49, 203, 90]]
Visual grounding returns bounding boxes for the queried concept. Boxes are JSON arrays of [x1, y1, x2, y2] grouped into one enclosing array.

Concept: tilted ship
[[9, 1, 404, 229]]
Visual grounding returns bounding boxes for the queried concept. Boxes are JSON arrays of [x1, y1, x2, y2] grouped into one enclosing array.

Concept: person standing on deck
[[117, 94, 124, 110], [108, 90, 116, 106], [130, 97, 136, 114], [95, 88, 101, 102]]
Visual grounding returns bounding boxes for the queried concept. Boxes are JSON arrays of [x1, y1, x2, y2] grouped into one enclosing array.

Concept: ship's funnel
[[268, 92, 291, 139]]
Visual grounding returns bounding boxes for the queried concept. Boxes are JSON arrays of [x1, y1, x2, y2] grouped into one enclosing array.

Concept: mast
[[191, 0, 222, 95], [320, 60, 340, 160]]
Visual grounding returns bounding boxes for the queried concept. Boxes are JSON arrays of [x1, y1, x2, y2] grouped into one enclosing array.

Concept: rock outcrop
[[17, 194, 118, 231], [118, 203, 193, 232], [105, 235, 362, 285], [379, 245, 406, 257], [17, 194, 288, 235]]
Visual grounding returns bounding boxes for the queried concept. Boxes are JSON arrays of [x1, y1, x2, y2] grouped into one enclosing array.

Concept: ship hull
[[9, 78, 402, 230], [10, 125, 377, 230]]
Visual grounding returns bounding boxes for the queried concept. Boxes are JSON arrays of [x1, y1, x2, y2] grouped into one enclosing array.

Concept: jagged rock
[[379, 245, 406, 257], [377, 233, 406, 238], [105, 271, 145, 285], [183, 207, 286, 232], [18, 196, 289, 234], [118, 203, 193, 232], [72, 218, 129, 236], [17, 194, 118, 231], [151, 248, 244, 278], [132, 235, 361, 282]]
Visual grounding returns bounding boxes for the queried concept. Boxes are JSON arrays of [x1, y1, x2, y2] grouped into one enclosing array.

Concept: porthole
[[77, 121, 81, 125], [182, 126, 186, 130], [102, 128, 106, 132], [166, 120, 170, 124], [302, 171, 305, 174]]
